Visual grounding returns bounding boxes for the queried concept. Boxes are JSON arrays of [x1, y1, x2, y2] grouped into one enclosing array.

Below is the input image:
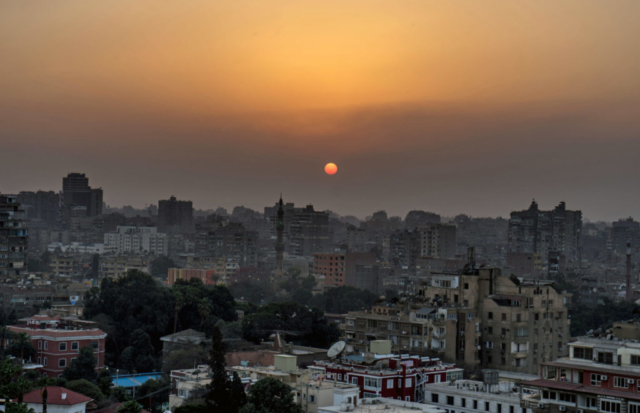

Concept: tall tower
[[275, 196, 285, 273]]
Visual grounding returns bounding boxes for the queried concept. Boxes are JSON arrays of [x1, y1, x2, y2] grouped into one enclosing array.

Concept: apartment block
[[0, 194, 28, 278], [103, 226, 168, 255]]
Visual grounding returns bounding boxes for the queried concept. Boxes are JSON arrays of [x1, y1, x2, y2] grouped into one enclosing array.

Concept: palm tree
[[197, 298, 212, 330], [13, 332, 32, 362], [37, 376, 56, 413]]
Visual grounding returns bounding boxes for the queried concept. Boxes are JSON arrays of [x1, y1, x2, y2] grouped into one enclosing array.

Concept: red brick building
[[9, 315, 107, 377], [310, 355, 463, 402], [313, 253, 346, 288], [167, 268, 216, 286]]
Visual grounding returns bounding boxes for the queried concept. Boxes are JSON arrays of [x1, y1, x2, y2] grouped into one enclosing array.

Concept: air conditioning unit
[[559, 406, 566, 412], [601, 375, 608, 381], [629, 379, 635, 384]]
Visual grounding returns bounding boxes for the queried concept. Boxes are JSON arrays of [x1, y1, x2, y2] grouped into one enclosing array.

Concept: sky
[[1, 0, 639, 221]]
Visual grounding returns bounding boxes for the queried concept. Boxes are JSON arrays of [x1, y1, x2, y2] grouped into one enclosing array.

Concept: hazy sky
[[1, 1, 639, 220]]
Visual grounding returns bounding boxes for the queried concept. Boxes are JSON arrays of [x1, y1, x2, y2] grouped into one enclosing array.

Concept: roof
[[20, 387, 92, 406], [160, 328, 205, 342], [8, 326, 106, 339], [522, 379, 640, 401]]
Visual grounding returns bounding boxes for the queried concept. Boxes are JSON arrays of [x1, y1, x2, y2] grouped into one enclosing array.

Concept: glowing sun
[[324, 163, 338, 175]]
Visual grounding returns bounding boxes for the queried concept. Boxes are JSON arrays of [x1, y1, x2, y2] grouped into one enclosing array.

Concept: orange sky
[[1, 1, 639, 219]]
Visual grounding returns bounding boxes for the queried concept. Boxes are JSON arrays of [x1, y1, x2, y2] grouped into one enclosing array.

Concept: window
[[600, 400, 621, 413], [351, 377, 358, 384], [406, 378, 412, 387], [59, 342, 67, 351], [485, 402, 490, 411], [558, 393, 576, 403], [462, 399, 467, 408], [44, 341, 48, 350], [58, 358, 66, 368], [464, 283, 469, 290], [406, 396, 411, 401], [631, 355, 640, 366], [432, 394, 439, 403], [473, 400, 478, 409], [488, 312, 493, 320], [387, 379, 394, 389], [37, 356, 41, 364], [71, 342, 79, 351], [448, 396, 455, 406], [629, 404, 640, 413], [309, 395, 316, 403], [502, 314, 507, 321], [614, 377, 629, 388], [598, 352, 614, 365], [510, 406, 515, 413], [178, 389, 186, 398], [498, 404, 502, 413], [338, 374, 342, 380], [488, 327, 493, 334], [574, 347, 593, 360], [591, 374, 602, 386], [43, 357, 48, 366], [38, 340, 42, 350], [364, 377, 381, 389]]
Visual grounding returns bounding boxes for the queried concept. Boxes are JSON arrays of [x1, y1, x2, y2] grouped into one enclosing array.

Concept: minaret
[[275, 195, 285, 273]]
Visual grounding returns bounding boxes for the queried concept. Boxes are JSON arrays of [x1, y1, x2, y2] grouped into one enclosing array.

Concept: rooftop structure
[[319, 397, 446, 413]]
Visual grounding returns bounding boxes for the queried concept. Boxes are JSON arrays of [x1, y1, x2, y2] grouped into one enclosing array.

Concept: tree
[[0, 359, 33, 411], [63, 347, 97, 382], [310, 286, 377, 314], [66, 379, 105, 402], [83, 270, 173, 367], [162, 343, 209, 374], [120, 330, 158, 373], [111, 387, 131, 403], [97, 369, 113, 396], [150, 255, 175, 279], [8, 333, 36, 362], [35, 376, 56, 413], [174, 404, 208, 413], [242, 378, 300, 413], [117, 400, 143, 413], [137, 377, 169, 412]]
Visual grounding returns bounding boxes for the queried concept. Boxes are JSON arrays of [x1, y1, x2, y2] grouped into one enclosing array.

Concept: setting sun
[[325, 163, 338, 175]]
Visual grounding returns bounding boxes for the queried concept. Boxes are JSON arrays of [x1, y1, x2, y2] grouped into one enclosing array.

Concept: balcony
[[521, 397, 549, 411]]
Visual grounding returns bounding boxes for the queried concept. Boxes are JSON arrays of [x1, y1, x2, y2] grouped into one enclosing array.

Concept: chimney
[[626, 242, 632, 301], [62, 393, 67, 400]]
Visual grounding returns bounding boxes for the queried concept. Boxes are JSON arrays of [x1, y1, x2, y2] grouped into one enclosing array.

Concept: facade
[[339, 267, 572, 375], [507, 253, 543, 278], [311, 353, 463, 403], [421, 224, 457, 259], [100, 255, 148, 278], [169, 365, 211, 410], [103, 226, 168, 255], [206, 221, 258, 267], [314, 253, 346, 288], [158, 196, 194, 234], [0, 194, 28, 278], [319, 397, 444, 413], [62, 173, 103, 217], [18, 191, 60, 225], [521, 337, 640, 413], [508, 201, 582, 266], [276, 197, 285, 273], [612, 218, 640, 254], [8, 316, 106, 377], [423, 378, 537, 413], [266, 201, 330, 257], [166, 268, 216, 286]]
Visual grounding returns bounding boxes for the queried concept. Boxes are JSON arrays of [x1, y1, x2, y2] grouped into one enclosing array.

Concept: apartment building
[[521, 337, 640, 413], [0, 194, 28, 278], [339, 266, 571, 375], [100, 255, 148, 278], [167, 268, 216, 286], [103, 226, 168, 255], [313, 253, 346, 288], [421, 224, 457, 259]]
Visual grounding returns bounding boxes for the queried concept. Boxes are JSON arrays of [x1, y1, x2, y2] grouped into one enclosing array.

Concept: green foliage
[[111, 386, 131, 403], [8, 332, 36, 362], [137, 377, 169, 412], [83, 270, 173, 367], [0, 359, 33, 408], [66, 379, 105, 401], [120, 329, 158, 373], [241, 302, 339, 348], [150, 255, 175, 278], [242, 378, 301, 413], [570, 298, 638, 336], [174, 279, 237, 332], [309, 286, 378, 314], [6, 404, 35, 413], [97, 369, 113, 397], [204, 327, 247, 412], [174, 403, 208, 413], [162, 343, 209, 374], [63, 346, 97, 382], [117, 400, 143, 413]]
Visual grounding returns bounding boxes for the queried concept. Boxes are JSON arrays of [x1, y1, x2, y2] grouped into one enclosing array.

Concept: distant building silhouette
[[158, 196, 194, 234], [62, 173, 103, 217]]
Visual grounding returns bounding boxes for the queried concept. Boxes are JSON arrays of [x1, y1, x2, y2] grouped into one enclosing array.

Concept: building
[[319, 397, 444, 413], [169, 365, 211, 410], [100, 255, 148, 278], [166, 268, 216, 286], [423, 376, 538, 413], [160, 329, 207, 361], [266, 201, 330, 258], [276, 197, 285, 273], [612, 218, 640, 254], [295, 372, 350, 413], [421, 224, 457, 260], [0, 194, 28, 278], [18, 190, 60, 225], [111, 372, 163, 398], [206, 221, 258, 267], [103, 226, 168, 255], [314, 253, 346, 288], [310, 349, 464, 403], [339, 263, 572, 375], [8, 316, 107, 377], [158, 196, 194, 234], [611, 320, 640, 341], [19, 386, 92, 413], [507, 252, 543, 278], [508, 201, 582, 266], [62, 173, 103, 217], [520, 337, 640, 413]]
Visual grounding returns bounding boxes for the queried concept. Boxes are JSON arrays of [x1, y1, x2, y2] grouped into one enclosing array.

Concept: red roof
[[8, 326, 106, 338], [20, 387, 92, 406]]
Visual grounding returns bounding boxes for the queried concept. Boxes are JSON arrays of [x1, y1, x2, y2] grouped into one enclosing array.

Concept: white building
[[47, 242, 105, 254], [17, 386, 91, 413], [103, 226, 168, 255], [319, 396, 445, 413]]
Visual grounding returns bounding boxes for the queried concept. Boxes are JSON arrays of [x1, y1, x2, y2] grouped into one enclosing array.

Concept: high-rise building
[[508, 201, 582, 266], [62, 173, 103, 217], [275, 197, 285, 273], [265, 200, 330, 257], [206, 221, 258, 267], [103, 226, 168, 255], [420, 224, 457, 259], [17, 191, 60, 225], [0, 194, 28, 278], [158, 196, 194, 234], [612, 218, 640, 254]]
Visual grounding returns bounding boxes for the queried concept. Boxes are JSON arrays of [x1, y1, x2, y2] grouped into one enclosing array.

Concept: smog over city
[[1, 2, 640, 412]]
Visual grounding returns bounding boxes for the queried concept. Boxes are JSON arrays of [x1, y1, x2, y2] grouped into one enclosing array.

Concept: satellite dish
[[327, 341, 346, 359], [363, 352, 376, 364]]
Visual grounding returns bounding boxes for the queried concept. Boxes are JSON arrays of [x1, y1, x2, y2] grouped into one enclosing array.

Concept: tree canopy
[[240, 378, 301, 413], [63, 347, 97, 382], [120, 329, 158, 373]]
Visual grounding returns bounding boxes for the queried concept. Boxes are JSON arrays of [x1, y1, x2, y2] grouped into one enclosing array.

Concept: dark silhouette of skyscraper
[[275, 196, 285, 273], [62, 173, 103, 217]]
